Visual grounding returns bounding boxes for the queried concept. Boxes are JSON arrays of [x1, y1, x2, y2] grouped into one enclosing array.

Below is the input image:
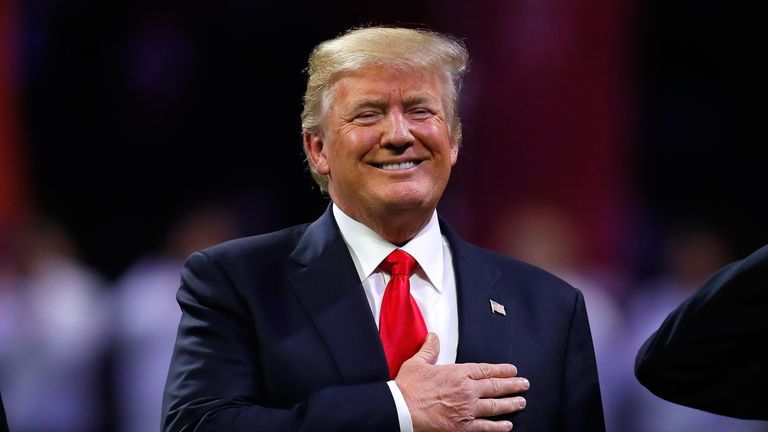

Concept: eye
[[354, 111, 381, 124], [409, 107, 434, 119]]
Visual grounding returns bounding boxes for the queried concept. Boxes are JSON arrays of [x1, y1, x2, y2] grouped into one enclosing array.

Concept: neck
[[336, 203, 433, 246]]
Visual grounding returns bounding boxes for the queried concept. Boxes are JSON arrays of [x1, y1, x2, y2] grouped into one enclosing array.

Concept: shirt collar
[[332, 203, 445, 292]]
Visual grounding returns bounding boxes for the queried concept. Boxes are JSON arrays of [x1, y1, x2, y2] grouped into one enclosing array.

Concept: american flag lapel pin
[[490, 299, 507, 316]]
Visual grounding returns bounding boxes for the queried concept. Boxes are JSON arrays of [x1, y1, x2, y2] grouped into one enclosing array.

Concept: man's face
[[305, 65, 458, 224]]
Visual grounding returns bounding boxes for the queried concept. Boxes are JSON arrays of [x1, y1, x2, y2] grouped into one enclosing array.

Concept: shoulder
[[176, 223, 316, 305], [205, 224, 309, 259], [184, 223, 311, 275]]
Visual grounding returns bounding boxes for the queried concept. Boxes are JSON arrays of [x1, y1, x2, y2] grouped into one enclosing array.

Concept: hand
[[395, 333, 529, 432]]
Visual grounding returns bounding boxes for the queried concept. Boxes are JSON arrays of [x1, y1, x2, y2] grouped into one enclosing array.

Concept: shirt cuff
[[387, 380, 414, 432]]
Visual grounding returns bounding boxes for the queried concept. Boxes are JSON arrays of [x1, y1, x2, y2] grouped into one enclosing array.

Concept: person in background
[[112, 206, 238, 432], [0, 219, 108, 432], [489, 202, 625, 429]]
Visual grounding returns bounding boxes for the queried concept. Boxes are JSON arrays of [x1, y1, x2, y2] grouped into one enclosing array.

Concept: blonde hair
[[301, 26, 469, 192]]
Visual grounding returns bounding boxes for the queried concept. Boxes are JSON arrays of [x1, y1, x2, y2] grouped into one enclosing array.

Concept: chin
[[377, 186, 437, 212]]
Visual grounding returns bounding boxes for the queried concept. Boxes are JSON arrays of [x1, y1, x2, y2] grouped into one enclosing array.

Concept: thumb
[[412, 332, 440, 365]]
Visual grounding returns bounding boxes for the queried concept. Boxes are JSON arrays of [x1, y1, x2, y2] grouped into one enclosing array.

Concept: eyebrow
[[402, 94, 438, 106], [345, 93, 440, 112], [347, 97, 389, 112]]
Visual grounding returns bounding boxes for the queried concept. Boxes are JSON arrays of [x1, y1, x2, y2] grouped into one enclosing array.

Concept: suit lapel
[[287, 210, 517, 379], [288, 206, 389, 384], [441, 221, 519, 364]]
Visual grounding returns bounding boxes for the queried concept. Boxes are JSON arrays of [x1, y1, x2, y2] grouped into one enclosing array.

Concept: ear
[[304, 131, 330, 175], [449, 139, 459, 166]]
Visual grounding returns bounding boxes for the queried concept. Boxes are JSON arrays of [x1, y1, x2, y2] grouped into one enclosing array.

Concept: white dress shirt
[[333, 204, 459, 432]]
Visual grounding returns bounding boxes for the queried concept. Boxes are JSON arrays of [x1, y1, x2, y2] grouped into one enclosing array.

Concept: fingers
[[474, 395, 527, 418], [467, 363, 518, 380], [474, 376, 530, 398], [465, 418, 514, 432], [410, 332, 440, 365]]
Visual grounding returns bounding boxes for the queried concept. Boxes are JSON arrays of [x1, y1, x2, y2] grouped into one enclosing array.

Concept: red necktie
[[379, 249, 427, 379]]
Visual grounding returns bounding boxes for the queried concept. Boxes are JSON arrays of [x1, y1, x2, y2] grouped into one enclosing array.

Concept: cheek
[[342, 128, 379, 150], [326, 132, 375, 173], [416, 119, 449, 138]]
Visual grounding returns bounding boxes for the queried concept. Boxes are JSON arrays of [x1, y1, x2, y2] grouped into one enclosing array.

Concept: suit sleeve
[[635, 244, 768, 420], [0, 390, 8, 432], [161, 251, 400, 432], [561, 290, 606, 432]]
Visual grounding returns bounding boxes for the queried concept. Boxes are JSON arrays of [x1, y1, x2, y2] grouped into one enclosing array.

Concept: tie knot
[[382, 249, 418, 276]]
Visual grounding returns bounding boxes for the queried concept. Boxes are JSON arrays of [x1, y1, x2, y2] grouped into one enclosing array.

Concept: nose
[[380, 110, 414, 148]]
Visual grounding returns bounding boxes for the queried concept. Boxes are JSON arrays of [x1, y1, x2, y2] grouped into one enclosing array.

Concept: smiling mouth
[[370, 160, 422, 171]]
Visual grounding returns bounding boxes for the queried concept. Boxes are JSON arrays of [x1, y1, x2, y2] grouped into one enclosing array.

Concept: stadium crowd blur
[[1, 0, 766, 431]]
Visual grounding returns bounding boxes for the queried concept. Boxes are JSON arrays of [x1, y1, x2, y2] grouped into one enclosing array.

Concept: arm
[[635, 244, 768, 420], [560, 290, 606, 432], [161, 251, 399, 432]]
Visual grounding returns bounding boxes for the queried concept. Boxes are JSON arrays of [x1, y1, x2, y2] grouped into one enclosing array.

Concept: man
[[635, 243, 768, 420], [163, 26, 604, 432]]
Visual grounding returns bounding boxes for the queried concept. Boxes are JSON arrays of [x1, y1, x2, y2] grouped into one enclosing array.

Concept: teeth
[[380, 161, 417, 170]]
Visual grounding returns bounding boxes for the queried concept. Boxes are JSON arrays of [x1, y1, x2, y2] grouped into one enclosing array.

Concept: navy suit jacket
[[162, 207, 605, 431], [635, 243, 768, 420]]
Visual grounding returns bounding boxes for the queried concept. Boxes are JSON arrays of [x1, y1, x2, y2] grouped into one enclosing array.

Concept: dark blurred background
[[1, 0, 766, 431]]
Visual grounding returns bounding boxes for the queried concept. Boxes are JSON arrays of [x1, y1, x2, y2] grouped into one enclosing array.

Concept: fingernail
[[518, 397, 527, 408], [510, 365, 517, 375], [507, 421, 514, 430], [427, 333, 435, 343], [520, 378, 530, 389]]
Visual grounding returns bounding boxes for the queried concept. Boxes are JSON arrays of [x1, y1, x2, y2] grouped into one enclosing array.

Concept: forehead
[[329, 65, 445, 107]]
